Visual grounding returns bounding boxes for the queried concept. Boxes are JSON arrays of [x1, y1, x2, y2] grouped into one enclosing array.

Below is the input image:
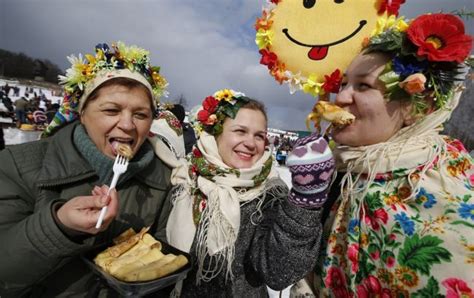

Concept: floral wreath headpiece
[[255, 0, 405, 98], [364, 13, 473, 114], [193, 89, 248, 136], [42, 41, 168, 137]]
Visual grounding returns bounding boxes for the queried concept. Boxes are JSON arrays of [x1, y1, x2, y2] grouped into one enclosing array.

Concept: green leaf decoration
[[451, 220, 474, 228], [398, 234, 452, 275], [412, 277, 443, 298], [367, 29, 403, 52]]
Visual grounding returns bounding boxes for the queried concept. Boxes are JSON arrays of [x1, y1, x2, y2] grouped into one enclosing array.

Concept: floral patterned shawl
[[317, 90, 474, 297]]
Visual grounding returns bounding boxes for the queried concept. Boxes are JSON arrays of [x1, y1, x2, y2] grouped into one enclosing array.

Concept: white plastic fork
[[95, 154, 129, 229]]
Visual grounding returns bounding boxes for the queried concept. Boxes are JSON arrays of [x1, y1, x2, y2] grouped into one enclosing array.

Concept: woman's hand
[[56, 185, 120, 234], [286, 133, 335, 209]]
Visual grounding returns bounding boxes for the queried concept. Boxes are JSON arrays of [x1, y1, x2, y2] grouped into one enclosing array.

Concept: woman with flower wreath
[[165, 88, 336, 297], [0, 42, 176, 296], [313, 13, 474, 297]]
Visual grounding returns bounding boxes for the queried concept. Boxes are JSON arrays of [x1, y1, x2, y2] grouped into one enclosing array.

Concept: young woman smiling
[[165, 89, 336, 297]]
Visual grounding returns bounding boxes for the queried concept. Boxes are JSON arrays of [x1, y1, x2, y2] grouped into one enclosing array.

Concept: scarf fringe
[[194, 177, 288, 284]]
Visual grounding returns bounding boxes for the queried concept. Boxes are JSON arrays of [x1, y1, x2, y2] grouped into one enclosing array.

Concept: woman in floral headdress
[[165, 89, 337, 297], [315, 13, 474, 297], [0, 42, 175, 296]]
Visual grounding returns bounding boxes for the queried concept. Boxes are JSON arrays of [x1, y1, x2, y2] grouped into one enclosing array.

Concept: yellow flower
[[371, 15, 408, 37], [214, 89, 235, 101], [256, 28, 274, 50], [85, 54, 96, 65], [302, 74, 323, 97], [115, 41, 149, 65]]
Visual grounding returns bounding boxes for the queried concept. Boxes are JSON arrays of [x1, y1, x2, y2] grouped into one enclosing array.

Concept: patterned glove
[[286, 133, 335, 209]]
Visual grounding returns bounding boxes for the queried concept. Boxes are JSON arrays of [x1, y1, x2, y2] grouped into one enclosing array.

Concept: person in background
[[13, 96, 28, 127], [167, 103, 197, 155], [315, 13, 473, 296], [0, 41, 173, 297], [164, 89, 335, 297]]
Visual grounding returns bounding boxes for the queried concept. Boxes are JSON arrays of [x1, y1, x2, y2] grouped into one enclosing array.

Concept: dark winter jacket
[[181, 183, 324, 297], [0, 122, 172, 297]]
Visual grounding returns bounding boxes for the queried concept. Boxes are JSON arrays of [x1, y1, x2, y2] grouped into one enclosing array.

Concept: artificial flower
[[205, 114, 218, 125], [193, 89, 248, 136], [197, 109, 210, 123], [202, 96, 219, 113], [302, 74, 323, 96], [284, 71, 304, 94], [371, 15, 408, 37], [399, 73, 426, 95], [392, 57, 428, 76], [255, 28, 274, 50], [407, 14, 473, 63], [214, 89, 235, 102], [270, 65, 287, 84], [377, 0, 405, 16], [254, 10, 273, 31], [259, 49, 278, 70], [322, 69, 342, 94]]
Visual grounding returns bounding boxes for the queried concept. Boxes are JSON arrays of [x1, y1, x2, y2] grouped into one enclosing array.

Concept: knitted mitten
[[286, 134, 335, 209]]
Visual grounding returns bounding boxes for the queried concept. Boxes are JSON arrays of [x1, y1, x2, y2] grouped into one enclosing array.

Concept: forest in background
[[0, 49, 62, 84]]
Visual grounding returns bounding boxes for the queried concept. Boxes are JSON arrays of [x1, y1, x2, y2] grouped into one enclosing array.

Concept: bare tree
[[174, 93, 188, 109]]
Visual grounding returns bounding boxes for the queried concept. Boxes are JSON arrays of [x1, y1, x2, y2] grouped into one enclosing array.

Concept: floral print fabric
[[318, 138, 474, 297]]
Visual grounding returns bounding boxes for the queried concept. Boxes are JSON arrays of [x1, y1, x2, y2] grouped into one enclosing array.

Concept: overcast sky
[[1, 0, 472, 131]]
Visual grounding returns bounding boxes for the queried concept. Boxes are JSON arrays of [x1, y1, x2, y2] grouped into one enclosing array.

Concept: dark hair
[[84, 77, 153, 111], [169, 104, 186, 122]]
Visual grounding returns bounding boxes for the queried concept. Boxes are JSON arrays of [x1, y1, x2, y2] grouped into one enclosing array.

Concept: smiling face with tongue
[[265, 0, 380, 87]]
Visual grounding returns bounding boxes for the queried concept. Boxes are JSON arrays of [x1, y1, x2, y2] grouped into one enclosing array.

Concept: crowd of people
[[0, 10, 472, 298], [1, 83, 60, 129]]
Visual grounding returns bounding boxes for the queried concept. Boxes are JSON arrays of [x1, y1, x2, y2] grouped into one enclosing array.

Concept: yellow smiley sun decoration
[[255, 0, 406, 99]]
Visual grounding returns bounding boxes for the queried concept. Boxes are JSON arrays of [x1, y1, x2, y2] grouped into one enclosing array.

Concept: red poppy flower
[[407, 14, 473, 63], [202, 96, 219, 113], [322, 69, 342, 94], [197, 109, 210, 123], [259, 49, 278, 70], [377, 0, 405, 16]]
